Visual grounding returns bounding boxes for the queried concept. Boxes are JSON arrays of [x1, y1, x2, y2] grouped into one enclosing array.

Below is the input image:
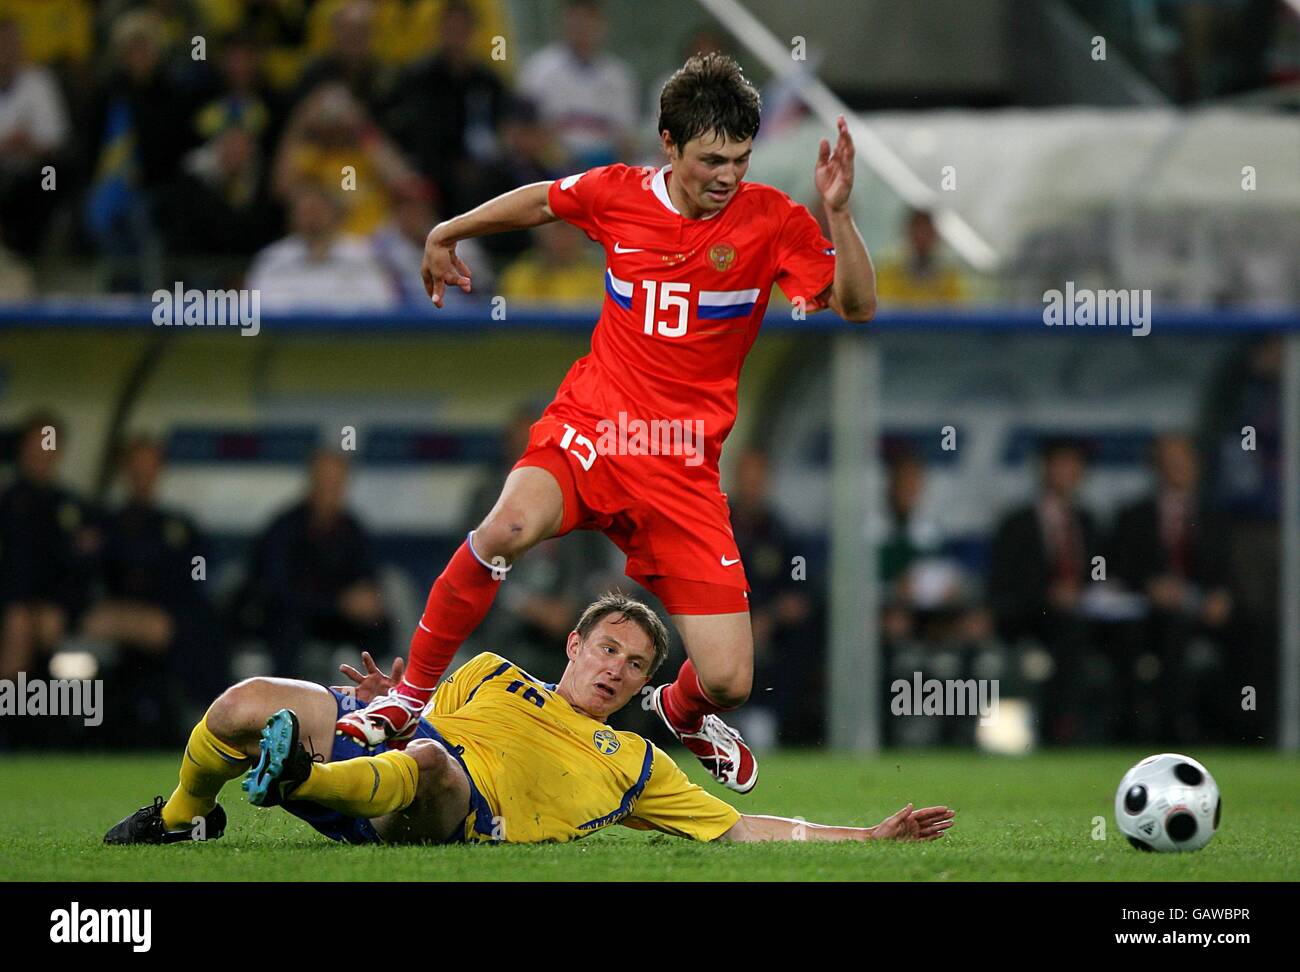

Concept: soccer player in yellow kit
[[105, 593, 953, 846]]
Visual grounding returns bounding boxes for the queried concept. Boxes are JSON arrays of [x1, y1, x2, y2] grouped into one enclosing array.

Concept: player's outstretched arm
[[716, 803, 954, 843], [422, 181, 560, 306], [815, 114, 877, 323]]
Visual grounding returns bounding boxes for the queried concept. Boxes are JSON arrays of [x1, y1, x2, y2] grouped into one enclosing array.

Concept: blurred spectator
[[1107, 433, 1232, 742], [293, 0, 396, 116], [875, 449, 991, 747], [460, 402, 620, 680], [271, 81, 416, 235], [247, 179, 396, 309], [1200, 335, 1282, 741], [458, 95, 564, 266], [237, 449, 391, 676], [159, 121, 283, 270], [727, 447, 820, 746], [988, 437, 1100, 744], [876, 450, 986, 641], [0, 237, 33, 296], [385, 0, 505, 215], [85, 9, 200, 289], [0, 17, 71, 256], [875, 209, 967, 306], [0, 0, 93, 73], [0, 412, 100, 680], [80, 437, 222, 741], [370, 177, 490, 304], [496, 220, 604, 305], [517, 0, 638, 168], [225, 0, 311, 93], [191, 28, 278, 152]]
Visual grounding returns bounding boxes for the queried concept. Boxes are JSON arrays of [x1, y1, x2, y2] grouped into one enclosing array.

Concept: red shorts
[[511, 414, 750, 615]]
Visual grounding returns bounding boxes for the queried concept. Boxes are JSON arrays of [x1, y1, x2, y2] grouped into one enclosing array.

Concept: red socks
[[396, 534, 504, 703], [660, 659, 727, 733]]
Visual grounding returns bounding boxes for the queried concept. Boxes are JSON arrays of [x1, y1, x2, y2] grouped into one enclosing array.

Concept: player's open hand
[[814, 114, 856, 214], [422, 226, 473, 308], [332, 651, 404, 705], [871, 803, 955, 841]]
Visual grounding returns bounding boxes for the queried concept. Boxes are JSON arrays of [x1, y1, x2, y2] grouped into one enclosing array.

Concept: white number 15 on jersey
[[641, 281, 690, 337]]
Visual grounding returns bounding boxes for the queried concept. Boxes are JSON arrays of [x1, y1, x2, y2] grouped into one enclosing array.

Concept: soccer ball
[[1114, 753, 1221, 852]]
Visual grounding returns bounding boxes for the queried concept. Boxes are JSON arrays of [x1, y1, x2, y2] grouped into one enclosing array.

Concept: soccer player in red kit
[[337, 53, 877, 792]]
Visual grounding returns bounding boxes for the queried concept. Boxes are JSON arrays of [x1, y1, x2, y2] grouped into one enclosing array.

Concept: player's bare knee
[[475, 508, 541, 561], [205, 678, 276, 741], [699, 668, 752, 709], [406, 740, 470, 803]]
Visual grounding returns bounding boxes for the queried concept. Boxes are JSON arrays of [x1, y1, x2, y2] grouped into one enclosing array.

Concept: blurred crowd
[[875, 336, 1284, 750], [0, 0, 748, 305]]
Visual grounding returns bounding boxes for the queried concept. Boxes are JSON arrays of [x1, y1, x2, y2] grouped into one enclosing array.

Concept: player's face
[[562, 615, 655, 719], [666, 130, 752, 214]]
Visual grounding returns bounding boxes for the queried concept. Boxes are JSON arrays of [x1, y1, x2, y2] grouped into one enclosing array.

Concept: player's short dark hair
[[574, 591, 670, 678], [657, 53, 761, 153]]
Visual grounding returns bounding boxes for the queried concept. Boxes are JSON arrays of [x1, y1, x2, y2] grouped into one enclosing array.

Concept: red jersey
[[543, 163, 837, 480]]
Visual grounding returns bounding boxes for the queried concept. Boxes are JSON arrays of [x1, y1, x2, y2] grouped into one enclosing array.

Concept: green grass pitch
[[2, 749, 1296, 881]]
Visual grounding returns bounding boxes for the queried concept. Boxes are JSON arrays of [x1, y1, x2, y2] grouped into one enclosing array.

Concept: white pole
[[827, 331, 879, 751], [693, 0, 999, 272], [1279, 334, 1300, 750]]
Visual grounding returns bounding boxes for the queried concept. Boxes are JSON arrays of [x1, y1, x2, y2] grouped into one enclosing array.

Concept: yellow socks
[[162, 715, 251, 830], [290, 751, 420, 818]]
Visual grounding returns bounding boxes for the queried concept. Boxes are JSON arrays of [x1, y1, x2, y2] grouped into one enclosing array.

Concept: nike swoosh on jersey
[[613, 242, 644, 253], [720, 556, 741, 566]]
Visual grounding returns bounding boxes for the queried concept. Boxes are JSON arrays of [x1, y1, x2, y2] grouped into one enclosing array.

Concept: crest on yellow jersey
[[592, 728, 620, 755]]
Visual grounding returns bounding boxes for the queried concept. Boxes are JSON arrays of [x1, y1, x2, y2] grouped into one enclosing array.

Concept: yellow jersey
[[421, 652, 740, 844]]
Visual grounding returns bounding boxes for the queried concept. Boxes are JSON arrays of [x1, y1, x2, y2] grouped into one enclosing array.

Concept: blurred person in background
[[190, 28, 279, 155], [85, 8, 199, 290], [1200, 335, 1282, 743], [0, 17, 71, 257], [80, 437, 221, 745], [247, 178, 396, 309], [220, 0, 311, 93], [1108, 433, 1232, 743], [370, 177, 489, 304], [517, 0, 638, 168], [988, 437, 1100, 745], [875, 209, 967, 306], [0, 0, 93, 78], [160, 119, 284, 274], [385, 0, 505, 216], [292, 0, 396, 116], [727, 447, 820, 747], [0, 413, 99, 683], [271, 80, 415, 236], [458, 95, 565, 269], [496, 219, 605, 305], [238, 449, 390, 676], [876, 447, 991, 747]]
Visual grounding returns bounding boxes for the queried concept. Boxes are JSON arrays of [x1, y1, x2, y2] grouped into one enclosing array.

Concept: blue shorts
[[280, 688, 467, 845]]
